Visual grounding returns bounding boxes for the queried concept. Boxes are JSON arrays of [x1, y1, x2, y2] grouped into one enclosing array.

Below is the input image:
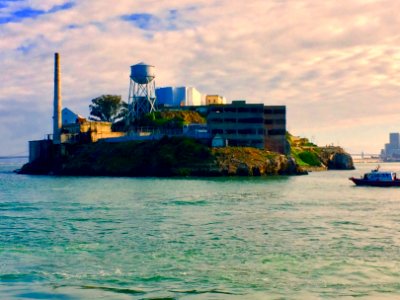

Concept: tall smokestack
[[53, 52, 62, 144]]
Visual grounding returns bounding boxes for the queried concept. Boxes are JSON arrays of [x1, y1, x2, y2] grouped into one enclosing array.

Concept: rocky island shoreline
[[18, 135, 354, 177]]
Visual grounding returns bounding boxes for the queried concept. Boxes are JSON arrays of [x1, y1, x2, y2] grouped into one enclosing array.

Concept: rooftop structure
[[206, 95, 226, 105], [156, 86, 203, 107]]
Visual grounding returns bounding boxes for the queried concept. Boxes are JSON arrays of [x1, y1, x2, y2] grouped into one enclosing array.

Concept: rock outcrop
[[318, 147, 355, 170], [212, 147, 306, 176]]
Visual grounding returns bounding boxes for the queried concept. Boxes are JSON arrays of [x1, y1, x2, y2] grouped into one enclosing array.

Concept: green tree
[[89, 95, 128, 123]]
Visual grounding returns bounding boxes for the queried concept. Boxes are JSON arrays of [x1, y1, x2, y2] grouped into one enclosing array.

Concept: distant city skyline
[[1, 0, 400, 156]]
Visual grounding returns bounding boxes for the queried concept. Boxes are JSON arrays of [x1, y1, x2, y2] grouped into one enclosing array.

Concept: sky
[[1, 0, 400, 156]]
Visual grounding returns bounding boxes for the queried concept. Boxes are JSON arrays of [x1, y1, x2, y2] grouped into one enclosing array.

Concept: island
[[18, 54, 354, 177]]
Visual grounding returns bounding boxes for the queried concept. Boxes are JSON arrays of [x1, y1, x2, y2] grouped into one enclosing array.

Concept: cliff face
[[212, 147, 305, 176], [18, 137, 305, 177], [288, 134, 354, 171]]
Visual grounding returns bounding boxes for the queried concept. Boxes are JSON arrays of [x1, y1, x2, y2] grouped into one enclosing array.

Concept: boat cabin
[[364, 171, 397, 182]]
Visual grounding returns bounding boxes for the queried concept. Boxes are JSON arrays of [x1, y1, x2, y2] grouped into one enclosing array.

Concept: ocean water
[[1, 158, 400, 299]]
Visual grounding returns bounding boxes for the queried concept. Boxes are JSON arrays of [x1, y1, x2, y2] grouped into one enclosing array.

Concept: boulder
[[327, 152, 355, 170]]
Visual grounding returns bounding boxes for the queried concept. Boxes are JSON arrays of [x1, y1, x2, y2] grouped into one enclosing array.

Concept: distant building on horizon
[[381, 132, 400, 161]]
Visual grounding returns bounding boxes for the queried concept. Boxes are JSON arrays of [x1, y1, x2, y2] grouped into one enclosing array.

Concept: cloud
[[1, 0, 400, 155], [121, 7, 197, 31], [0, 1, 74, 24]]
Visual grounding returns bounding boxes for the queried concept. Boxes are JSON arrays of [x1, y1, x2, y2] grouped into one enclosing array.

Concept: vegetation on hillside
[[287, 132, 354, 170], [135, 111, 206, 129], [287, 133, 320, 167], [60, 136, 213, 176]]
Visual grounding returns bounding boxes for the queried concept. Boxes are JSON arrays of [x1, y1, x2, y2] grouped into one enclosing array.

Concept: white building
[[156, 86, 204, 107]]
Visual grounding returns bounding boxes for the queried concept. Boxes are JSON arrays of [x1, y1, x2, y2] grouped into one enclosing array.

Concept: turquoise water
[[1, 158, 400, 299]]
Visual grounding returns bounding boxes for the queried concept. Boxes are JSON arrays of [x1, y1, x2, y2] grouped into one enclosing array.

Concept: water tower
[[128, 62, 157, 120]]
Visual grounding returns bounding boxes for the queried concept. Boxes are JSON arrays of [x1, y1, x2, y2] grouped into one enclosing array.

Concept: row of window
[[209, 118, 285, 125], [212, 129, 264, 135], [268, 129, 286, 135], [264, 108, 285, 114], [210, 107, 285, 114], [264, 119, 286, 125], [209, 117, 264, 124], [211, 128, 286, 136], [210, 107, 264, 113]]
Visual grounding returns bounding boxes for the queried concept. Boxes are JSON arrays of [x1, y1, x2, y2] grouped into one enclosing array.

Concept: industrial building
[[28, 53, 126, 163], [156, 86, 203, 107], [207, 101, 288, 154]]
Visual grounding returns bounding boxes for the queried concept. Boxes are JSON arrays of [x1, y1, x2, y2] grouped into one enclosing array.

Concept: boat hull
[[349, 177, 400, 187]]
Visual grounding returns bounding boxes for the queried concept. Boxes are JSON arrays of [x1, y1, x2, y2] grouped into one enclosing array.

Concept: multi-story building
[[207, 100, 288, 154], [390, 133, 400, 149], [381, 132, 400, 161]]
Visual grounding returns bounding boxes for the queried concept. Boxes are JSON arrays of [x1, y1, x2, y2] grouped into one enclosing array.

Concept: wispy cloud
[[0, 1, 74, 24], [121, 7, 197, 32]]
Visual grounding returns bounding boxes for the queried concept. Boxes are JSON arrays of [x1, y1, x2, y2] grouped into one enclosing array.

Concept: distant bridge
[[350, 153, 380, 158]]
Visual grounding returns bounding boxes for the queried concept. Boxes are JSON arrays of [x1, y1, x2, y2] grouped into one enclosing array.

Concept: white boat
[[349, 167, 400, 187]]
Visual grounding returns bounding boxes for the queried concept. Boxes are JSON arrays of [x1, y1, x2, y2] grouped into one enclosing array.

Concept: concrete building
[[206, 95, 226, 105], [61, 120, 125, 143], [207, 100, 288, 154], [156, 86, 203, 107]]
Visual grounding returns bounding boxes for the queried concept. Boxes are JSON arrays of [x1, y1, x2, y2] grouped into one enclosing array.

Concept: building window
[[264, 109, 273, 114], [224, 118, 236, 123], [274, 119, 286, 125], [224, 107, 237, 113], [238, 118, 264, 124], [212, 129, 223, 134], [274, 108, 285, 114], [238, 129, 256, 134], [211, 107, 222, 113], [251, 108, 263, 113], [209, 118, 223, 123], [268, 129, 286, 135]]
